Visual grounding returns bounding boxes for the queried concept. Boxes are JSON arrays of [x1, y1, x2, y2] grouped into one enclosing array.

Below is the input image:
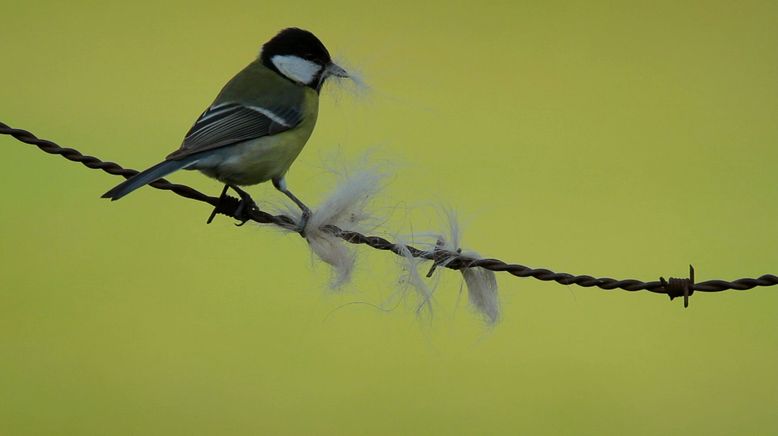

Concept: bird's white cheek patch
[[271, 55, 322, 85]]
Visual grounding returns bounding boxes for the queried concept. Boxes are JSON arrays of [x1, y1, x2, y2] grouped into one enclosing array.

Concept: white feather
[[395, 238, 435, 319], [439, 210, 501, 324], [462, 263, 500, 324], [277, 161, 387, 288]]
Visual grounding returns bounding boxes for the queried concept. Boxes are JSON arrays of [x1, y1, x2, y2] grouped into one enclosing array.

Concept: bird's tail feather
[[101, 156, 199, 201]]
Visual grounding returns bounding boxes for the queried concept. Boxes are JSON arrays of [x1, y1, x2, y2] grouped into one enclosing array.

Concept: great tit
[[102, 27, 348, 230]]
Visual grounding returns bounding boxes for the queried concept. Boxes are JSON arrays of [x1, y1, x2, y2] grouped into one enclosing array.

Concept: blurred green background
[[2, 1, 777, 434]]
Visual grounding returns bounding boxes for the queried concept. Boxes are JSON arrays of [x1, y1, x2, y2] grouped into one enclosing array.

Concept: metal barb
[[207, 185, 230, 224], [2, 120, 778, 301], [660, 265, 695, 308], [425, 238, 447, 278]]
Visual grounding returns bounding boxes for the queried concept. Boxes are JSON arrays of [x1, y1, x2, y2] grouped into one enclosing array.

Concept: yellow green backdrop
[[2, 1, 777, 434]]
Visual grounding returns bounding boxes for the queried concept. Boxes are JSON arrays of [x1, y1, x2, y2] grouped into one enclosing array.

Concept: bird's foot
[[297, 208, 312, 237], [230, 185, 258, 227], [272, 178, 312, 237]]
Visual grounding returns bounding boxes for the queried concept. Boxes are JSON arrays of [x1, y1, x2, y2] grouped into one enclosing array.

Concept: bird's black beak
[[325, 63, 349, 78]]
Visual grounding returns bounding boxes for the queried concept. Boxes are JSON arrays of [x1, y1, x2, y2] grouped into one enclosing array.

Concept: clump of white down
[[439, 211, 501, 324], [276, 178, 500, 322], [290, 163, 387, 288], [270, 165, 500, 322], [394, 236, 436, 319], [387, 210, 500, 324]]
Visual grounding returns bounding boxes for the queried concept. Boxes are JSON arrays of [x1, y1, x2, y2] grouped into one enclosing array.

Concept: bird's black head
[[260, 28, 348, 91]]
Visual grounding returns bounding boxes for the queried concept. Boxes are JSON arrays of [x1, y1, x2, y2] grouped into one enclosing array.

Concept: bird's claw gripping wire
[[296, 208, 312, 237], [229, 185, 258, 227], [206, 184, 258, 226], [272, 178, 311, 237]]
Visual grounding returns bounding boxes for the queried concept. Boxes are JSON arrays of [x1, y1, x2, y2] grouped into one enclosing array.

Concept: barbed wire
[[3, 121, 776, 307]]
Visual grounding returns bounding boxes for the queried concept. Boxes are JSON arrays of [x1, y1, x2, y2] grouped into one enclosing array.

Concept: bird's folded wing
[[166, 102, 303, 160]]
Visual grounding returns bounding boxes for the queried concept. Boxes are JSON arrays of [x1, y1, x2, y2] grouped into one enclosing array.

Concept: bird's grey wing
[[166, 102, 303, 160]]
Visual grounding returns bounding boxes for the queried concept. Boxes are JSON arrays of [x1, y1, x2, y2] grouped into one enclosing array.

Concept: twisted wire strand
[[3, 121, 776, 302]]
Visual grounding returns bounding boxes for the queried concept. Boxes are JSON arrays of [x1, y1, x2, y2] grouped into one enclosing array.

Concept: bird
[[101, 27, 349, 231]]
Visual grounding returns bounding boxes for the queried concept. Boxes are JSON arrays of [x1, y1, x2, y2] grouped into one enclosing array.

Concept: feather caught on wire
[[433, 210, 501, 324], [273, 159, 387, 288]]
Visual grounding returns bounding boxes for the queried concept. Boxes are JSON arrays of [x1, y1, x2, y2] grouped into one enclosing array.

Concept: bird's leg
[[229, 185, 258, 227], [273, 177, 312, 235], [206, 184, 231, 224]]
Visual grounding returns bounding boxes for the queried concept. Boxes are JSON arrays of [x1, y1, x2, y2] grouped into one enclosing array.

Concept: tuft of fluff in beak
[[327, 57, 370, 101], [277, 162, 386, 288], [437, 210, 501, 324]]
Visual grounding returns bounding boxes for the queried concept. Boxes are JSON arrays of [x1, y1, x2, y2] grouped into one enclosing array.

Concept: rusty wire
[[3, 120, 777, 306]]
